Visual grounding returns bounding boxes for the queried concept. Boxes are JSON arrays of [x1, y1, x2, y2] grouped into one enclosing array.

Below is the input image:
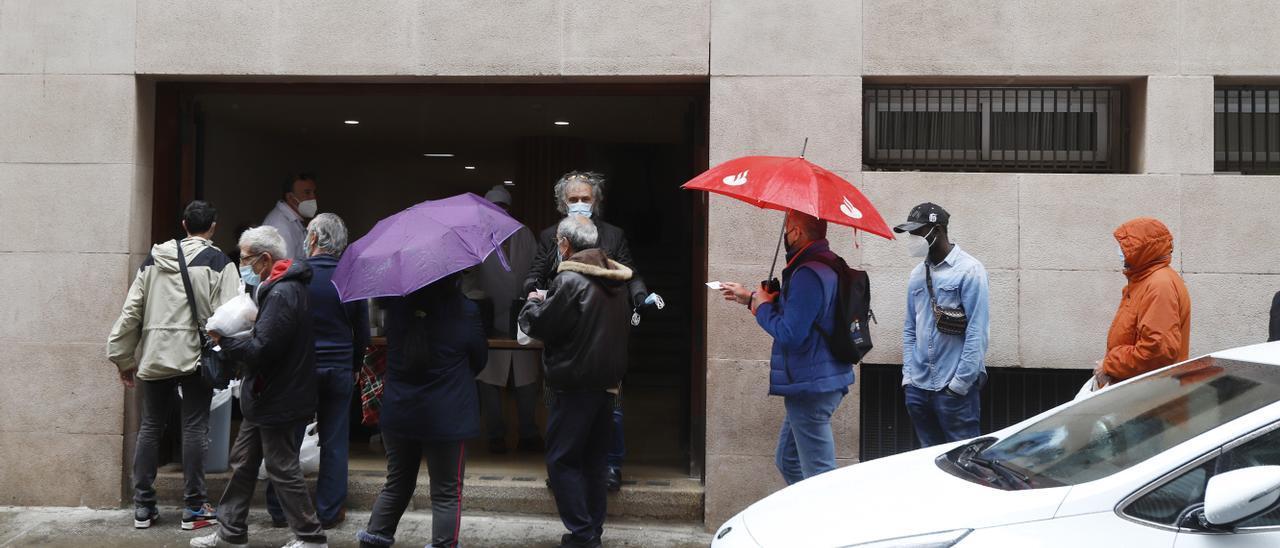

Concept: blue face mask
[[567, 202, 592, 219], [239, 256, 262, 287]]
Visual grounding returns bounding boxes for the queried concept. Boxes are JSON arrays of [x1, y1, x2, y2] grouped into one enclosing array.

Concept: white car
[[712, 341, 1280, 547]]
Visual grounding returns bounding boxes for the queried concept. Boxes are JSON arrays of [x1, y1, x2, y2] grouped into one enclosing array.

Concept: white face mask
[[1117, 244, 1126, 267], [566, 202, 592, 219], [906, 227, 935, 258], [297, 199, 318, 218]]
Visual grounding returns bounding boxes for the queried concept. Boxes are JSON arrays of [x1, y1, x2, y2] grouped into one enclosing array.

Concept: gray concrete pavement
[[0, 507, 711, 547]]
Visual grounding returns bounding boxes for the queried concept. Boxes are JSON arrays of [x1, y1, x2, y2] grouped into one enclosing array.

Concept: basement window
[[863, 86, 1129, 173]]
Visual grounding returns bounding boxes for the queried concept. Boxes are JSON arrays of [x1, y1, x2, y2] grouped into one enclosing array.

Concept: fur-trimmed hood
[[556, 248, 633, 281]]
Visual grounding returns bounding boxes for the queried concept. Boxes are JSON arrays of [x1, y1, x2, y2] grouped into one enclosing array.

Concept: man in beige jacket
[[107, 201, 241, 531]]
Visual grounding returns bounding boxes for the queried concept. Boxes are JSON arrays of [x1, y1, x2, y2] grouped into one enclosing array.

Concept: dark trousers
[[268, 367, 352, 524], [904, 385, 981, 448], [478, 381, 539, 441], [215, 419, 324, 545], [545, 390, 614, 544], [133, 372, 212, 509], [361, 435, 466, 548], [607, 405, 624, 469]]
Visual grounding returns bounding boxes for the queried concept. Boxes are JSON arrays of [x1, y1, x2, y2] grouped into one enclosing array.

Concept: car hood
[[739, 442, 1072, 547]]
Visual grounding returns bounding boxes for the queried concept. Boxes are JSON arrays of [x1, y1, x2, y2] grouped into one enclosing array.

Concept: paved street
[[0, 507, 711, 547]]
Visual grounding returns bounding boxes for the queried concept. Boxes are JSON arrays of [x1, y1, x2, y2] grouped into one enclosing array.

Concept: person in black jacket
[[195, 226, 326, 548], [357, 274, 486, 548], [523, 170, 647, 491], [263, 213, 369, 529], [520, 216, 633, 548]]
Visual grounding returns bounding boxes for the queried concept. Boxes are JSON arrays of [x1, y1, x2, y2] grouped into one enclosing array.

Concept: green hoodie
[[107, 237, 241, 381]]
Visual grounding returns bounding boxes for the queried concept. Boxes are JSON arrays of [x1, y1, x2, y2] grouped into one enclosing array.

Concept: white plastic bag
[[258, 421, 320, 479], [208, 291, 257, 338], [516, 323, 537, 346], [1073, 377, 1107, 401], [210, 379, 239, 410]]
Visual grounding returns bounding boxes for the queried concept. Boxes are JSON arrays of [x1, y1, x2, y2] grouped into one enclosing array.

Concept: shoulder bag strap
[[924, 262, 941, 310], [174, 239, 206, 338]]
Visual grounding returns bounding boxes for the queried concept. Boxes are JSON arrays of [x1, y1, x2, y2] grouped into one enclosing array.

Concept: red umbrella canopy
[[682, 156, 894, 240]]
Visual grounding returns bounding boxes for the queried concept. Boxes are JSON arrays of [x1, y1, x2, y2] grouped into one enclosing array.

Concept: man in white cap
[[474, 185, 543, 453]]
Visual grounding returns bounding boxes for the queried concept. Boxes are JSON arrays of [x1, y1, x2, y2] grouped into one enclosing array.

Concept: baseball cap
[[893, 202, 950, 233]]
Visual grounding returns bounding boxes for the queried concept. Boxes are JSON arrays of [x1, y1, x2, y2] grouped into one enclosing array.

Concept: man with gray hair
[[263, 213, 368, 529], [193, 225, 327, 548], [524, 170, 650, 491], [520, 215, 634, 548]]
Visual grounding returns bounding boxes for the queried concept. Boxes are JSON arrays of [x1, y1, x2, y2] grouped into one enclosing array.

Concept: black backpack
[[804, 254, 874, 364]]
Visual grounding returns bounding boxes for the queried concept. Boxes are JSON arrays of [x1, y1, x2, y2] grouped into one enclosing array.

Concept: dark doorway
[[151, 82, 710, 480]]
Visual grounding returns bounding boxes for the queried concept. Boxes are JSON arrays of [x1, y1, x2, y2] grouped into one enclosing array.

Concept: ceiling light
[[554, 121, 570, 126], [503, 180, 515, 186], [464, 166, 476, 170], [344, 120, 360, 125], [423, 153, 455, 158]]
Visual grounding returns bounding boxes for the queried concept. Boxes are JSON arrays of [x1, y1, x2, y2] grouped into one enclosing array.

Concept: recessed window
[[1215, 86, 1280, 174], [863, 86, 1129, 173]]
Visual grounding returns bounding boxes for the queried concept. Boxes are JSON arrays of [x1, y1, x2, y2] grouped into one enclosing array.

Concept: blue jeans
[[268, 367, 352, 524], [904, 384, 981, 448], [607, 405, 624, 469], [775, 390, 845, 485]]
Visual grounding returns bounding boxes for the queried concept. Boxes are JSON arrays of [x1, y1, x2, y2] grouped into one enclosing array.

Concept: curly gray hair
[[552, 170, 605, 216], [239, 225, 288, 261], [306, 212, 349, 257]]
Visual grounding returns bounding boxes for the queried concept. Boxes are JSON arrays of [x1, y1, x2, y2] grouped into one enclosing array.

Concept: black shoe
[[557, 533, 603, 548], [517, 436, 545, 453], [133, 506, 159, 529], [606, 467, 622, 492], [488, 437, 509, 454], [321, 507, 346, 530]]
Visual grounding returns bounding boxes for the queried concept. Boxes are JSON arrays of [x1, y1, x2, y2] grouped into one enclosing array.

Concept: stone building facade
[[2, 0, 1278, 529]]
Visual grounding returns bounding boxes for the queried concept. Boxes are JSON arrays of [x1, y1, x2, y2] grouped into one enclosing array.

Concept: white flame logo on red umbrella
[[722, 170, 749, 186], [840, 196, 864, 219]]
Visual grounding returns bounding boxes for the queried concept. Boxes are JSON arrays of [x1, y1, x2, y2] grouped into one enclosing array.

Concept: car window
[[1125, 425, 1280, 528], [977, 357, 1280, 486]]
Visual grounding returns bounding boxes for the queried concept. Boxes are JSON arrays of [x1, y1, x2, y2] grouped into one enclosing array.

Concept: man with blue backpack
[[720, 209, 872, 485]]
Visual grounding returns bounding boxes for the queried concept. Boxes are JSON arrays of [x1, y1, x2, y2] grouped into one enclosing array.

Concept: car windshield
[[973, 357, 1280, 487]]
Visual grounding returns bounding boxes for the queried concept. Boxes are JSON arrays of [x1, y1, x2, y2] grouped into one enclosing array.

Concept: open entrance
[[149, 82, 709, 508]]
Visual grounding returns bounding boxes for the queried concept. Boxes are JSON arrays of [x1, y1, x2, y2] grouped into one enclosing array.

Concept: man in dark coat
[[522, 170, 647, 491], [520, 216, 633, 548], [194, 225, 325, 548]]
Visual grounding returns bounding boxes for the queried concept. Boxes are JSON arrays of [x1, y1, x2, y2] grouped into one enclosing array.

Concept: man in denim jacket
[[896, 203, 990, 447], [720, 210, 854, 485]]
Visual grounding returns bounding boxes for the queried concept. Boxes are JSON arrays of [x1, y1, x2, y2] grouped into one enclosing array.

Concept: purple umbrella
[[332, 193, 524, 302]]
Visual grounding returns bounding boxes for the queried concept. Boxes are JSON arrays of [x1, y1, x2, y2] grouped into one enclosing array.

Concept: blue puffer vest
[[758, 240, 855, 396]]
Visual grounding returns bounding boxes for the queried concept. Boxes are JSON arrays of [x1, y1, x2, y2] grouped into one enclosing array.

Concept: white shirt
[[261, 200, 307, 260]]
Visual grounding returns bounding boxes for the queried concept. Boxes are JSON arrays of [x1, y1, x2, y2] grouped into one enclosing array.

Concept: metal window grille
[[859, 364, 1093, 461], [1215, 86, 1280, 174], [862, 86, 1129, 173]]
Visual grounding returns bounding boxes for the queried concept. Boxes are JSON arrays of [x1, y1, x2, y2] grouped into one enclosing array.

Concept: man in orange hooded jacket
[[1095, 217, 1191, 386]]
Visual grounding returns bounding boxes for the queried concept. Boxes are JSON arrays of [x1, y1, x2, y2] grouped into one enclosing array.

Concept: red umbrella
[[682, 154, 893, 288], [682, 155, 894, 240]]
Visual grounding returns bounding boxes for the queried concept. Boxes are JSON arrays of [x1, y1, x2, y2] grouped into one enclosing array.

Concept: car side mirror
[[1203, 465, 1280, 528]]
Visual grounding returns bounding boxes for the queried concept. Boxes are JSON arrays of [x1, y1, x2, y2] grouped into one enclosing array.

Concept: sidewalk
[[0, 507, 711, 547]]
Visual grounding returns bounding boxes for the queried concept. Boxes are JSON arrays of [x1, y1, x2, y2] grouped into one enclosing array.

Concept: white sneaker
[[280, 539, 328, 548], [190, 532, 247, 548]]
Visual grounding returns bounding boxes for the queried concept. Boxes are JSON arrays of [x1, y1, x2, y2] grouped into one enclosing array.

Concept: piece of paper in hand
[[705, 281, 723, 290]]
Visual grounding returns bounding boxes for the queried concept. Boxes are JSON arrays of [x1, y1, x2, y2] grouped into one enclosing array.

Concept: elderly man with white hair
[[263, 213, 369, 530], [194, 225, 327, 548], [520, 215, 634, 548]]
